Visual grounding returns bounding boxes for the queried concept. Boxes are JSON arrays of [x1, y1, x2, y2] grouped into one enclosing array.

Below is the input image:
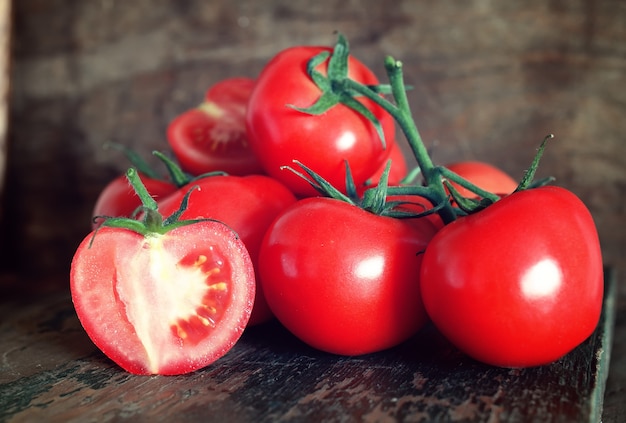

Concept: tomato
[[246, 45, 396, 197], [157, 174, 297, 326], [92, 173, 176, 229], [70, 221, 255, 375], [444, 161, 518, 198], [167, 77, 263, 176], [420, 186, 603, 367], [258, 197, 437, 355]]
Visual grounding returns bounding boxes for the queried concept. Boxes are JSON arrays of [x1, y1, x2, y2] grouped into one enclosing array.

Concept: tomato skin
[[92, 173, 176, 229], [246, 46, 396, 197], [157, 174, 297, 326], [70, 222, 255, 375], [258, 197, 437, 355], [167, 77, 263, 176], [445, 161, 518, 198], [420, 186, 603, 367]]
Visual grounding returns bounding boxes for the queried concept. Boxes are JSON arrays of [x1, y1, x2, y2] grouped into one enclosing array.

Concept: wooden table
[[0, 270, 618, 422], [1, 1, 625, 421]]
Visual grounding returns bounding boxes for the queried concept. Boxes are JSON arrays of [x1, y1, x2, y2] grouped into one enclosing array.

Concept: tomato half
[[167, 77, 263, 176], [92, 173, 176, 229], [157, 174, 297, 326], [246, 46, 396, 197], [420, 186, 603, 367], [258, 197, 437, 355], [70, 222, 255, 375]]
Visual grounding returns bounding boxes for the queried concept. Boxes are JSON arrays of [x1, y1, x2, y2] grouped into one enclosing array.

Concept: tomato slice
[[167, 77, 263, 176], [70, 222, 255, 375]]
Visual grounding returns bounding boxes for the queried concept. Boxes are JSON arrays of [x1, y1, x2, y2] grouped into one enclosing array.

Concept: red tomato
[[258, 197, 437, 355], [167, 77, 263, 176], [420, 186, 603, 367], [246, 46, 396, 197], [157, 174, 297, 326], [92, 173, 176, 229], [444, 161, 518, 198], [70, 221, 255, 375]]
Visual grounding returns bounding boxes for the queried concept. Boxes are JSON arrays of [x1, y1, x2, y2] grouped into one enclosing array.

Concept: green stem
[[127, 167, 158, 211], [344, 58, 457, 223], [437, 167, 501, 202]]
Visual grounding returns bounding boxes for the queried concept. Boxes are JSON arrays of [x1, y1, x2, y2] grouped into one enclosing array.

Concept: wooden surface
[[0, 1, 625, 421], [0, 270, 617, 422]]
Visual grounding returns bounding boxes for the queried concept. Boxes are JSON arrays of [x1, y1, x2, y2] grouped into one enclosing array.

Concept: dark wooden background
[[0, 0, 624, 420]]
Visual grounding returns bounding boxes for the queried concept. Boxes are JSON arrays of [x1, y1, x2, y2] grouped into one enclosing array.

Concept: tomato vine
[[297, 34, 556, 225]]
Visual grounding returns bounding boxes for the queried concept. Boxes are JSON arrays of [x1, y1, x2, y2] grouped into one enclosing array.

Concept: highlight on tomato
[[167, 77, 263, 176], [246, 35, 396, 197], [71, 169, 256, 375]]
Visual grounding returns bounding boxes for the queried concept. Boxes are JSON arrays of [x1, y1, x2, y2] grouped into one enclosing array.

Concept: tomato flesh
[[70, 222, 255, 375], [157, 174, 297, 326], [167, 77, 262, 176]]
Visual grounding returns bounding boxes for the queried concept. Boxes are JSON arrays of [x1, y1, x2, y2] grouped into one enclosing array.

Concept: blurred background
[[0, 2, 624, 297]]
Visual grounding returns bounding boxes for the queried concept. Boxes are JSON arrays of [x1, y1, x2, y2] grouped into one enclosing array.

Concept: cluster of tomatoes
[[70, 36, 604, 376]]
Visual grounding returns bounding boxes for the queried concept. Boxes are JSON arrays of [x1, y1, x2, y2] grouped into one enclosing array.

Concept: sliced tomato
[[167, 77, 262, 176], [70, 222, 255, 375]]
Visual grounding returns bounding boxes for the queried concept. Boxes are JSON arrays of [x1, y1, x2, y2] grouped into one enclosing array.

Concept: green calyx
[[91, 168, 222, 243], [282, 160, 444, 220], [293, 33, 556, 224], [288, 33, 391, 149]]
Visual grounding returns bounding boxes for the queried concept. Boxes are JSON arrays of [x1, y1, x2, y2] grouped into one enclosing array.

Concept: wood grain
[[0, 270, 616, 422]]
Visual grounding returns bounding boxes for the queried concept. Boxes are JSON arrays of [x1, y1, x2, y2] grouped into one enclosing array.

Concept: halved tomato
[[70, 221, 255, 375]]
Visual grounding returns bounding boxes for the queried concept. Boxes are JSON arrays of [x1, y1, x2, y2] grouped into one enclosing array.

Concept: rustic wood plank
[[0, 269, 616, 422]]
